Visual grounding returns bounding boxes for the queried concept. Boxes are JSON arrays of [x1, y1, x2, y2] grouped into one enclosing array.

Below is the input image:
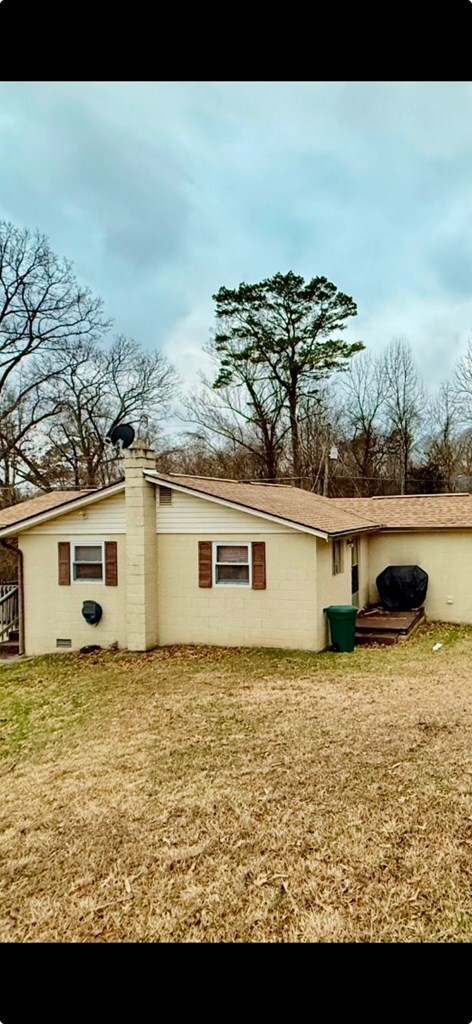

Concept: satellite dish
[[106, 423, 135, 449]]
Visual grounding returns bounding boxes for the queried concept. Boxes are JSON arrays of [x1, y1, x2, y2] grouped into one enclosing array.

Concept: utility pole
[[323, 444, 339, 497], [323, 449, 329, 497]]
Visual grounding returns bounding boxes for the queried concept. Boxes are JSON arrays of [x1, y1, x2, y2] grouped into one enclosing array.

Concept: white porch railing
[[0, 583, 19, 642]]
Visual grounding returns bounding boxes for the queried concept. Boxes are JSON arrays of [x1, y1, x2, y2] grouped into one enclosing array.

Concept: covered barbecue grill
[[376, 564, 428, 612]]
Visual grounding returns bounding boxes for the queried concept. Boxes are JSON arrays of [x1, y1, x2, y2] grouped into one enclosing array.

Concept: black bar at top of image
[[0, 1, 471, 82]]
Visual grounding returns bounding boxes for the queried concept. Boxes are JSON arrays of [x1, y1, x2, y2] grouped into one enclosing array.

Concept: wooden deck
[[0, 628, 20, 658], [355, 607, 425, 647]]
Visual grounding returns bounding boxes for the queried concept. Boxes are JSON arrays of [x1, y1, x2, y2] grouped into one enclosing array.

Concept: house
[[1, 441, 472, 657]]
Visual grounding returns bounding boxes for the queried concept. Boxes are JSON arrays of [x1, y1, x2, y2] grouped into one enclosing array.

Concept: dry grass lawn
[[1, 622, 472, 942]]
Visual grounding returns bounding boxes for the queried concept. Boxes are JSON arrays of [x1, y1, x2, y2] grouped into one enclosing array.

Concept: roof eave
[[328, 524, 382, 538], [377, 524, 472, 532]]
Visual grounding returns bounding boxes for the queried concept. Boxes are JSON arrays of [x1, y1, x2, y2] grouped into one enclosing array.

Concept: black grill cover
[[376, 564, 428, 611]]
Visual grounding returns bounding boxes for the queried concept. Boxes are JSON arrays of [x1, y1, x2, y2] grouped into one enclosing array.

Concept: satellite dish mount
[[105, 423, 136, 450]]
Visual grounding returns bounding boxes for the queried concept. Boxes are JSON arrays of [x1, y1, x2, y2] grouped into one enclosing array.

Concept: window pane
[[74, 545, 102, 562], [74, 563, 103, 580], [216, 564, 250, 584], [216, 545, 248, 564]]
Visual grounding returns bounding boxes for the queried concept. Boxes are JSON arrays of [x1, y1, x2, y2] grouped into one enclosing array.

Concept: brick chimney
[[124, 441, 159, 651]]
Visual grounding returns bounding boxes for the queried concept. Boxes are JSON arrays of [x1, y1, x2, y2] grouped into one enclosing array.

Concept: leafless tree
[[0, 221, 109, 483], [296, 389, 339, 492], [337, 352, 389, 495], [18, 335, 179, 489], [183, 342, 289, 480], [382, 339, 426, 494], [164, 433, 270, 480], [422, 382, 464, 491], [452, 338, 472, 425]]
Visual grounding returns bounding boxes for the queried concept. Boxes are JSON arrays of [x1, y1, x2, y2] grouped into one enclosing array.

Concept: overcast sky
[[1, 81, 471, 388]]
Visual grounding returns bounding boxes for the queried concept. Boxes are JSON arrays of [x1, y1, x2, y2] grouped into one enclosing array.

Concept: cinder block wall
[[19, 532, 127, 655], [157, 532, 318, 650], [368, 531, 472, 623]]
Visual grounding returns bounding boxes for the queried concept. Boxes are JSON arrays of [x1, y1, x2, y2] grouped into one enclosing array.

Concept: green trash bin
[[324, 605, 358, 653]]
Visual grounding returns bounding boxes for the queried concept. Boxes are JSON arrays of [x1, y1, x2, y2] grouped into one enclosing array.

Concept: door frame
[[350, 537, 360, 607]]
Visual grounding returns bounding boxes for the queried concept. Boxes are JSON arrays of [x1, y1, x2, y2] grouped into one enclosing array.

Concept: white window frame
[[71, 540, 105, 584], [332, 538, 344, 576], [213, 541, 252, 588]]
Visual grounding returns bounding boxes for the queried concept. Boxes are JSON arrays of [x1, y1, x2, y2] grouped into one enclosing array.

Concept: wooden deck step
[[356, 608, 424, 635], [0, 641, 20, 656], [355, 631, 399, 647], [355, 606, 425, 648]]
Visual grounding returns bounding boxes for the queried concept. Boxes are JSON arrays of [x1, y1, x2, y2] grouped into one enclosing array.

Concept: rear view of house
[[1, 440, 472, 657]]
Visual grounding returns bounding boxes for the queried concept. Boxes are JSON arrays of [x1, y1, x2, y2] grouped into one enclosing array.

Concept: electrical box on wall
[[446, 596, 454, 605], [82, 600, 103, 626]]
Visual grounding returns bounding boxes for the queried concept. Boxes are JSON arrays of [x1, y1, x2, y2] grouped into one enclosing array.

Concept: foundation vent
[[56, 638, 72, 649]]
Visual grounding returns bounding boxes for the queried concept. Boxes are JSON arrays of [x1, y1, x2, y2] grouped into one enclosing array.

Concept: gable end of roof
[[0, 480, 125, 538]]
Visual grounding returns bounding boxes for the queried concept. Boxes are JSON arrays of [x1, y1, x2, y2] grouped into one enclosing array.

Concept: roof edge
[[377, 525, 472, 533], [329, 524, 383, 537], [0, 480, 125, 539]]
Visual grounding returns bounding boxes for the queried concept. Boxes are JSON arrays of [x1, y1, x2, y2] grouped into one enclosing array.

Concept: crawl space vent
[[159, 486, 172, 506], [56, 638, 72, 649]]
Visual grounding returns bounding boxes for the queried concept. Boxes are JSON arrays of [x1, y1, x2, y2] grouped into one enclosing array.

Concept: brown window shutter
[[105, 541, 118, 586], [252, 542, 266, 590], [58, 542, 71, 585], [198, 541, 212, 588]]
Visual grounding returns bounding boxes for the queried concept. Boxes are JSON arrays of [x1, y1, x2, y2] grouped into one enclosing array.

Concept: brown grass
[[1, 622, 472, 942]]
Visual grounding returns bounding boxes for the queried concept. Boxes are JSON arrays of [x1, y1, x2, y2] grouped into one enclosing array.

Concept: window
[[159, 486, 172, 506], [199, 541, 265, 590], [332, 539, 344, 576], [214, 543, 251, 586], [59, 541, 117, 587], [72, 544, 103, 582]]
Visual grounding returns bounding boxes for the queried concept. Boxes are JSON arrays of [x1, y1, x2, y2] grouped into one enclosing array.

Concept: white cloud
[[350, 291, 472, 388], [1, 81, 472, 389]]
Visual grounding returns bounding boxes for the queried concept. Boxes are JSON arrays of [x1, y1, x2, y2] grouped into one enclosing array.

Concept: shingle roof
[[150, 472, 381, 536], [0, 490, 89, 530], [0, 481, 125, 534], [5, 472, 470, 539], [331, 493, 472, 529]]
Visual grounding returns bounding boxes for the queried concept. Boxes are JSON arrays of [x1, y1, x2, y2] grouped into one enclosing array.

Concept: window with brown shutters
[[58, 542, 71, 586], [105, 541, 118, 586], [58, 541, 118, 586], [198, 541, 213, 587], [199, 541, 267, 590], [252, 541, 266, 590]]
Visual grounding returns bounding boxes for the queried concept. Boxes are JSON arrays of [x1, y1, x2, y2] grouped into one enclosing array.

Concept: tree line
[[1, 218, 472, 505]]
